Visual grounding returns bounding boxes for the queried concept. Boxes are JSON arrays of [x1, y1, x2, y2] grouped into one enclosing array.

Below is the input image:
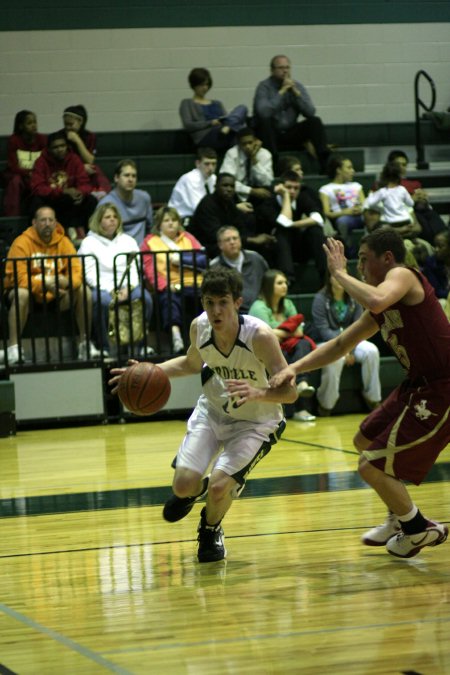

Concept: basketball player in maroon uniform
[[271, 228, 450, 558]]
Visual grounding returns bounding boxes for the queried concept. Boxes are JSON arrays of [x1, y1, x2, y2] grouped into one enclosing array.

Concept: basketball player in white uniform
[[110, 267, 297, 562]]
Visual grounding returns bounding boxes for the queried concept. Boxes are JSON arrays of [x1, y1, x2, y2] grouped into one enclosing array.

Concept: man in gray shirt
[[210, 226, 268, 313], [253, 55, 330, 172], [98, 159, 152, 245]]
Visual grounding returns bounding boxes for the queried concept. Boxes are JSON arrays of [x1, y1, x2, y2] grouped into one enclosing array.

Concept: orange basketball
[[118, 362, 171, 416]]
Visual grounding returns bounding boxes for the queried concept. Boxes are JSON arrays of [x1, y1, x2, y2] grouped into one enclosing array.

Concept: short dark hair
[[216, 225, 240, 242], [387, 149, 408, 163], [201, 266, 243, 300], [188, 67, 212, 89], [197, 146, 217, 161], [114, 158, 137, 177], [216, 172, 236, 185], [236, 127, 255, 141], [360, 227, 406, 263], [47, 131, 67, 147], [280, 170, 301, 184], [270, 54, 289, 69]]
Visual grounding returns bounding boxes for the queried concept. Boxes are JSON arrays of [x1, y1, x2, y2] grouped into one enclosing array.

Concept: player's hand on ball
[[108, 359, 139, 394]]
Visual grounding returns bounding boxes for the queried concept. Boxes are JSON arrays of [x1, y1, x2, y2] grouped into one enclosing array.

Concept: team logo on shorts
[[414, 399, 437, 420]]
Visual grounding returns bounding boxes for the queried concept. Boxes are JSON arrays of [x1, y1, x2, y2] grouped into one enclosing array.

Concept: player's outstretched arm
[[270, 311, 378, 389], [324, 238, 418, 313]]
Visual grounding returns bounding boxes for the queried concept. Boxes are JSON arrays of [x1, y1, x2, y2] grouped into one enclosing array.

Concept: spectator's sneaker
[[163, 477, 209, 523], [197, 507, 226, 563], [296, 380, 315, 398], [139, 345, 155, 358], [7, 344, 25, 364], [386, 520, 448, 558], [172, 336, 185, 354], [362, 513, 401, 546], [292, 410, 316, 422], [363, 396, 381, 411], [78, 341, 101, 360]]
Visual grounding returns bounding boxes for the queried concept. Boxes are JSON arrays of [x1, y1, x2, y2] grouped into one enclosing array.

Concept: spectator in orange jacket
[[3, 206, 99, 364]]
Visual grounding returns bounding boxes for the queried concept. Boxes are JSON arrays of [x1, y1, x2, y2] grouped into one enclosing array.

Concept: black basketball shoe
[[162, 477, 209, 523], [197, 507, 226, 563]]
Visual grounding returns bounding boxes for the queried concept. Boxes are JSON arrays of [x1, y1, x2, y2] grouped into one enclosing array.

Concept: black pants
[[255, 115, 329, 171], [275, 224, 327, 287], [30, 193, 97, 235]]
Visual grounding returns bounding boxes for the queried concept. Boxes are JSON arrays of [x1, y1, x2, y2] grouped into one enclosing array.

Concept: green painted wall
[[2, 0, 450, 31]]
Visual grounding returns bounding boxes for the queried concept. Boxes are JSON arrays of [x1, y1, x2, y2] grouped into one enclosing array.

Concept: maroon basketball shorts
[[360, 377, 450, 485]]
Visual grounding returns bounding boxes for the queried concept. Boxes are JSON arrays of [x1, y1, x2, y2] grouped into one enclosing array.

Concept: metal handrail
[[414, 70, 436, 170]]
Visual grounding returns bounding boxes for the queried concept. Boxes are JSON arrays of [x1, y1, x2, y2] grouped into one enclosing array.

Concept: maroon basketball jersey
[[370, 267, 450, 381]]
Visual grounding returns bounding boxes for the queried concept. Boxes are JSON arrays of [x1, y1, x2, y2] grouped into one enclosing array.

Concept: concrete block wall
[[1, 23, 450, 136]]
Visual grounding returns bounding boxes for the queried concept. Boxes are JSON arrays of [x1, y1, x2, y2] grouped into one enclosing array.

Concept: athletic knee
[[358, 455, 377, 484], [353, 429, 371, 453], [172, 471, 202, 498], [208, 475, 234, 503]]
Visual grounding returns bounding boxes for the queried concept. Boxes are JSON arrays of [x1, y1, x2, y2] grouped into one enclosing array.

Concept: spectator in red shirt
[[3, 110, 47, 216], [30, 131, 97, 243], [60, 104, 111, 198]]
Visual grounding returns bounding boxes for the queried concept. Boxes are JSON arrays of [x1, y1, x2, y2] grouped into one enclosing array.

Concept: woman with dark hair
[[319, 154, 364, 250], [179, 67, 248, 151], [249, 268, 316, 421], [3, 110, 47, 216], [61, 104, 111, 197], [311, 270, 381, 416], [141, 206, 207, 353]]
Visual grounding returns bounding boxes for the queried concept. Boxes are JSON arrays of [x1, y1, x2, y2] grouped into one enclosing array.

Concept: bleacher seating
[[1, 121, 449, 426]]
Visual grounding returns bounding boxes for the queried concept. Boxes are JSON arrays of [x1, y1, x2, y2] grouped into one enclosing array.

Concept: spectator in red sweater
[[3, 110, 47, 216], [30, 131, 97, 243], [60, 104, 111, 198]]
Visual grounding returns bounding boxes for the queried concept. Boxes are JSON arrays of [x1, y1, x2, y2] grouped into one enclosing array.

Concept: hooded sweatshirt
[[30, 147, 91, 198], [4, 223, 81, 303]]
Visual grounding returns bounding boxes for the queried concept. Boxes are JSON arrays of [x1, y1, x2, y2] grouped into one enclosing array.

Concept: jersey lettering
[[212, 365, 257, 381], [380, 309, 410, 370]]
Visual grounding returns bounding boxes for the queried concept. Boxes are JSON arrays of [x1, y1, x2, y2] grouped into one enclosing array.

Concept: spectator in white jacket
[[78, 202, 153, 356]]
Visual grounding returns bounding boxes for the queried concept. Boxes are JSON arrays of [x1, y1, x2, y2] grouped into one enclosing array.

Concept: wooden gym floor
[[0, 414, 449, 674]]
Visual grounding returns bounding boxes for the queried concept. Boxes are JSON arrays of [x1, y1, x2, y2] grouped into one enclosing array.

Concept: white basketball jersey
[[196, 312, 283, 423]]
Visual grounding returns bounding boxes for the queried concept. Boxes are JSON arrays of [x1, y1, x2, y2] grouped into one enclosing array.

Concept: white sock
[[397, 505, 418, 522]]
